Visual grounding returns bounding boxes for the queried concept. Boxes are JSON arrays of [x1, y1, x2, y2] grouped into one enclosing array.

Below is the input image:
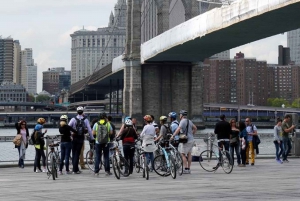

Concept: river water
[[0, 128, 277, 163]]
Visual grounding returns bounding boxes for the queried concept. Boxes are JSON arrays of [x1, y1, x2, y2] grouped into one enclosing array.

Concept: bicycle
[[199, 134, 233, 174], [110, 139, 130, 179], [44, 135, 62, 180], [153, 140, 177, 179], [85, 140, 100, 172]]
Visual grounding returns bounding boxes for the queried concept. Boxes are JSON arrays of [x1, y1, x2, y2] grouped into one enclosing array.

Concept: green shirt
[[281, 121, 291, 137]]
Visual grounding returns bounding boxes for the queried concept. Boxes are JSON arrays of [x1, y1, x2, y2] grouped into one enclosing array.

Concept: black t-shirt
[[214, 120, 231, 140]]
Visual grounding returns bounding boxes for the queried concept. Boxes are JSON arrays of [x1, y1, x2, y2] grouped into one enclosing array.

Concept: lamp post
[[34, 93, 38, 103]]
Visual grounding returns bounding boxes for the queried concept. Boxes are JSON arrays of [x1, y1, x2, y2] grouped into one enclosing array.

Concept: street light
[[34, 93, 38, 103]]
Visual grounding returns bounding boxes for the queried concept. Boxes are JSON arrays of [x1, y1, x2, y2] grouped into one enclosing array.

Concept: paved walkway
[[0, 159, 299, 200]]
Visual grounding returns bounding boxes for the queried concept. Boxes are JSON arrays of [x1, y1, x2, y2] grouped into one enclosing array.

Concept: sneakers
[[81, 166, 88, 170], [66, 171, 72, 174], [183, 169, 189, 174], [105, 171, 112, 176], [238, 164, 246, 167], [283, 159, 289, 163], [94, 172, 99, 176], [72, 171, 82, 174], [276, 159, 283, 164], [59, 171, 63, 175], [35, 169, 42, 173], [246, 162, 249, 165], [42, 168, 47, 173], [251, 163, 254, 166]]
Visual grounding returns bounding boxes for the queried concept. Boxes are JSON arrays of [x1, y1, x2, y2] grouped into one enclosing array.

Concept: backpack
[[75, 117, 87, 136], [28, 130, 36, 145], [163, 124, 173, 140], [13, 134, 22, 146], [96, 121, 109, 144]]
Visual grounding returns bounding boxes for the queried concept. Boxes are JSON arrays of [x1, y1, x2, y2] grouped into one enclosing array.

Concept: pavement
[[0, 159, 300, 201]]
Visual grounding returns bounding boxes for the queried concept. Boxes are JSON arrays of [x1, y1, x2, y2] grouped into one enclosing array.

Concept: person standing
[[15, 120, 29, 168], [171, 110, 197, 174], [93, 112, 113, 176], [245, 118, 258, 165], [214, 114, 231, 169], [274, 118, 283, 164], [168, 112, 179, 148], [281, 114, 295, 163], [69, 106, 94, 174], [239, 121, 247, 167], [33, 118, 47, 173], [229, 119, 241, 166]]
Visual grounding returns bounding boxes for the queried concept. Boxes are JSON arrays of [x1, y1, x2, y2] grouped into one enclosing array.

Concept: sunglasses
[[21, 124, 26, 125], [245, 121, 249, 122]]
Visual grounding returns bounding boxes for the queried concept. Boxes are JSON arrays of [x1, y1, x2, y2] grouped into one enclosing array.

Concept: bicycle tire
[[145, 164, 149, 180], [86, 150, 96, 171], [170, 156, 176, 179], [175, 151, 183, 176], [134, 151, 140, 173], [142, 156, 145, 178], [112, 155, 120, 179], [221, 150, 233, 174], [119, 155, 130, 177], [199, 150, 219, 172], [47, 152, 54, 174], [153, 155, 170, 177], [51, 156, 56, 180]]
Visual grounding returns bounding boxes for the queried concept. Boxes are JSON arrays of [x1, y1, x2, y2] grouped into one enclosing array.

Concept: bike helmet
[[179, 110, 188, 116], [125, 119, 133, 126], [143, 115, 152, 122], [77, 106, 84, 114], [168, 112, 177, 119], [124, 116, 132, 121], [159, 116, 167, 121], [99, 112, 107, 119], [60, 115, 68, 121], [37, 118, 46, 124]]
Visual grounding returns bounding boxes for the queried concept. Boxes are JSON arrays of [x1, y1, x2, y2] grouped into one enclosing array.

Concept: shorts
[[178, 140, 195, 155]]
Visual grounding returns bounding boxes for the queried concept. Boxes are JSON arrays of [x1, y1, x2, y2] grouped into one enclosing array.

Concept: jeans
[[95, 143, 110, 173], [240, 144, 247, 165], [282, 137, 292, 160], [246, 141, 255, 164], [230, 142, 241, 165], [123, 144, 135, 174], [72, 141, 83, 172], [34, 148, 46, 171], [218, 141, 230, 164], [17, 146, 24, 167], [274, 140, 283, 160], [60, 142, 72, 172], [145, 152, 154, 168]]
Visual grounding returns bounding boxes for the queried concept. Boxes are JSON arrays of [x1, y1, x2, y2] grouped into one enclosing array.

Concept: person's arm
[[117, 124, 125, 137], [252, 125, 258, 136], [140, 126, 147, 138], [85, 119, 94, 140], [192, 122, 197, 135], [274, 126, 280, 142], [171, 126, 182, 140], [283, 123, 295, 133], [155, 126, 164, 142]]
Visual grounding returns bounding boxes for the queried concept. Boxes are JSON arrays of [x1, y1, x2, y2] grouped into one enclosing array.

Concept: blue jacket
[[239, 129, 248, 143]]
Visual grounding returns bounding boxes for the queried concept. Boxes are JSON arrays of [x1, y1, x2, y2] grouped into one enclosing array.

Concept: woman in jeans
[[59, 115, 77, 175], [229, 119, 240, 166], [34, 118, 47, 173], [119, 119, 138, 175], [274, 118, 283, 164], [238, 121, 247, 167], [15, 120, 29, 168]]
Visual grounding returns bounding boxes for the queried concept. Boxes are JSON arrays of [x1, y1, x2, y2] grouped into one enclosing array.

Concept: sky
[[0, 0, 287, 93]]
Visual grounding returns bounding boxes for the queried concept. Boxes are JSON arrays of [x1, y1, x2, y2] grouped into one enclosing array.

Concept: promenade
[[0, 159, 299, 201]]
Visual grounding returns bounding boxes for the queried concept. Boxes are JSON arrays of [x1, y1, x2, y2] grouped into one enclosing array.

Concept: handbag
[[230, 137, 238, 145], [179, 119, 189, 144], [13, 134, 22, 146]]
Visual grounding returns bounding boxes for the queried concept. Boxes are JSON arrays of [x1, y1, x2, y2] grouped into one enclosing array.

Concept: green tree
[[27, 94, 34, 102], [291, 98, 300, 108], [271, 98, 289, 107], [267, 98, 275, 106], [36, 95, 51, 103]]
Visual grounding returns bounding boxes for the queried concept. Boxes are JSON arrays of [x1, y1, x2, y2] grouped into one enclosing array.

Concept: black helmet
[[99, 112, 107, 119], [179, 110, 188, 116]]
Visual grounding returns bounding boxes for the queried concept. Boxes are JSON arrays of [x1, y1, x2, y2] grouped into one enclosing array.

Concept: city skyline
[[0, 0, 288, 92]]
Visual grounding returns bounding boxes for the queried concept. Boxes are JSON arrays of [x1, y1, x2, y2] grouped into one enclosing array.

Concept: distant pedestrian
[[229, 119, 240, 166], [281, 114, 295, 163], [238, 121, 247, 167], [33, 118, 47, 173], [274, 118, 283, 164], [14, 120, 29, 168], [245, 118, 258, 165]]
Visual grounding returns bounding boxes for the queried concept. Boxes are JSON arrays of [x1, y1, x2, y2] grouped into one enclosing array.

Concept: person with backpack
[[58, 115, 77, 175], [92, 112, 113, 176], [168, 112, 179, 148], [119, 119, 138, 175], [33, 118, 47, 173], [245, 118, 258, 165], [68, 106, 94, 174], [155, 116, 172, 143], [14, 120, 29, 168]]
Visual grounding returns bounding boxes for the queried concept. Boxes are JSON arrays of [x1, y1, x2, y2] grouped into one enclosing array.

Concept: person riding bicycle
[[33, 118, 47, 173], [58, 115, 77, 175], [68, 106, 94, 174], [169, 112, 179, 148], [119, 119, 138, 175], [140, 115, 157, 170], [93, 112, 113, 176]]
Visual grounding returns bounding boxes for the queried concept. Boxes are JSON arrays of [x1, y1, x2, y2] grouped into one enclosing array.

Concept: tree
[[291, 98, 300, 108], [267, 98, 275, 106], [271, 98, 289, 107], [28, 94, 34, 102], [36, 95, 51, 103]]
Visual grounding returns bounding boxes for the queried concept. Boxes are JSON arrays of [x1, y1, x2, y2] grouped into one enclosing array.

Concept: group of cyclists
[[16, 106, 198, 177]]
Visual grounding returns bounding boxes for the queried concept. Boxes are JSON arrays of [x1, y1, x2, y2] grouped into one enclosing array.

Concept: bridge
[[0, 102, 67, 111], [69, 0, 300, 123]]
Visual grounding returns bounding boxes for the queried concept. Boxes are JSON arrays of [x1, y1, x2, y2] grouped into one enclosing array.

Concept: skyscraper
[[13, 40, 22, 84], [278, 45, 291, 65], [21, 48, 37, 94], [70, 0, 127, 84], [287, 29, 300, 65], [0, 38, 14, 83]]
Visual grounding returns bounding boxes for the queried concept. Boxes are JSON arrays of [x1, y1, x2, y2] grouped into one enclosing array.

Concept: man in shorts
[[170, 110, 197, 174]]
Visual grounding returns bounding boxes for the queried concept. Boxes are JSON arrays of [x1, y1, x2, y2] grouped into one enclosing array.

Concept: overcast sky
[[0, 0, 287, 93]]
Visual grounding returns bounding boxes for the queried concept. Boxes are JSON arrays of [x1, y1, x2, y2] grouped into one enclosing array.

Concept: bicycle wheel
[[221, 150, 233, 174], [134, 151, 140, 173], [199, 150, 219, 172], [175, 151, 183, 176], [47, 152, 54, 174], [153, 155, 170, 177], [119, 155, 130, 177], [112, 155, 120, 179], [86, 150, 95, 171], [169, 156, 176, 179], [145, 163, 149, 180], [142, 156, 146, 178], [51, 156, 56, 180]]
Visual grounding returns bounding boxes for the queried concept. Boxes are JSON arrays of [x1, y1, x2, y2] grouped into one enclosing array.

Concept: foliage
[[267, 98, 289, 107], [291, 98, 300, 108], [36, 95, 51, 102]]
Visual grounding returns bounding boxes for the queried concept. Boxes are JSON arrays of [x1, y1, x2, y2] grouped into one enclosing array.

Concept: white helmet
[[125, 119, 133, 126], [77, 106, 84, 112], [60, 115, 68, 120]]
